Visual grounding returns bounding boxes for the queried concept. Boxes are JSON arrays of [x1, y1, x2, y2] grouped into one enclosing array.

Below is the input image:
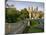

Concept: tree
[[5, 8, 29, 23], [20, 8, 29, 19], [39, 11, 44, 18], [5, 8, 17, 23]]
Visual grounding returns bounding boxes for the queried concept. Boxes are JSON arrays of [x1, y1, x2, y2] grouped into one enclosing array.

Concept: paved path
[[5, 20, 27, 34]]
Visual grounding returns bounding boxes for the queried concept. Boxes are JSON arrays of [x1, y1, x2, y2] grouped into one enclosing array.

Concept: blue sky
[[7, 0, 44, 11]]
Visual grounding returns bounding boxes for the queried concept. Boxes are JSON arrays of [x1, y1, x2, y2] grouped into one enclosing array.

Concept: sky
[[6, 0, 44, 11]]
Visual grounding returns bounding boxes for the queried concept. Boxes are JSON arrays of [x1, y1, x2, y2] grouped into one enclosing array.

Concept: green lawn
[[23, 20, 44, 33], [23, 26, 44, 33], [28, 27, 44, 33]]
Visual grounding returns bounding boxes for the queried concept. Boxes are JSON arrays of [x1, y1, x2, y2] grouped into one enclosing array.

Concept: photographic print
[[5, 0, 44, 35]]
